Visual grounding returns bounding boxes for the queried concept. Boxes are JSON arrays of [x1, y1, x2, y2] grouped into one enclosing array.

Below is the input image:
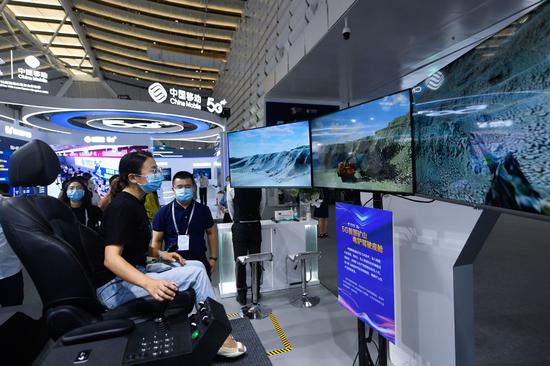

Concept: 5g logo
[[206, 97, 227, 114], [148, 82, 167, 103]]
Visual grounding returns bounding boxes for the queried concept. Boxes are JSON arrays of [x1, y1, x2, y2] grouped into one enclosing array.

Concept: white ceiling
[[267, 0, 544, 105]]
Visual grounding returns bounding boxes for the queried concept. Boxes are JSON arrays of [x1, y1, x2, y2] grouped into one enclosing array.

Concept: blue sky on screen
[[312, 91, 410, 145], [228, 121, 310, 158]]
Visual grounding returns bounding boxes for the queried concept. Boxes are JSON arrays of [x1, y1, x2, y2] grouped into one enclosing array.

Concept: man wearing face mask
[[152, 171, 217, 278]]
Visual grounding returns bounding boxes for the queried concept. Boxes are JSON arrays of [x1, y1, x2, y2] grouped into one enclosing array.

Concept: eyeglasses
[[135, 168, 163, 176]]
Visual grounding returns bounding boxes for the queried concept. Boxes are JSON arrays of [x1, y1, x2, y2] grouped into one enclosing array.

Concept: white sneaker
[[217, 341, 247, 358]]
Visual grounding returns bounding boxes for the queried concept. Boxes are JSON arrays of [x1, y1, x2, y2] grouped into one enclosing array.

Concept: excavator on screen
[[337, 156, 357, 182]]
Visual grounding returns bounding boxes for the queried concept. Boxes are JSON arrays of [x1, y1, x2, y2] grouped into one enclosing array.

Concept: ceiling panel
[[8, 5, 66, 21], [21, 20, 77, 35], [268, 0, 543, 104]]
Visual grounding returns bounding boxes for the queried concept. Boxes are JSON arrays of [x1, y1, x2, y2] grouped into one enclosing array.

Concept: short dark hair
[[108, 174, 119, 185], [172, 171, 195, 187], [82, 172, 92, 180], [61, 177, 92, 207]]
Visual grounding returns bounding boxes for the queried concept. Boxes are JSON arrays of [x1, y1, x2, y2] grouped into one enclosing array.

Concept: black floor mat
[[213, 317, 273, 366]]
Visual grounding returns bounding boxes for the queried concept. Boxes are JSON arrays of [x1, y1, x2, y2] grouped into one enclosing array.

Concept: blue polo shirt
[[152, 200, 214, 258]]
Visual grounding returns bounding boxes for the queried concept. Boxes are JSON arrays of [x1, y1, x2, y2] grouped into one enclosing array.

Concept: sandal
[[217, 337, 247, 358]]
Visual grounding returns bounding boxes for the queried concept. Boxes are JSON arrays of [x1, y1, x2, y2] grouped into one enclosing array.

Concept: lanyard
[[84, 208, 88, 226], [172, 201, 195, 236]]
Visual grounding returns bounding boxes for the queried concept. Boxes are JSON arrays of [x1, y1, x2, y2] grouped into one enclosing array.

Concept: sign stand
[[358, 191, 388, 366]]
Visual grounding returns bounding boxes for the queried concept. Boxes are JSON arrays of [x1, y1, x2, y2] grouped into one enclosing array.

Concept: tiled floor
[[218, 285, 380, 366]]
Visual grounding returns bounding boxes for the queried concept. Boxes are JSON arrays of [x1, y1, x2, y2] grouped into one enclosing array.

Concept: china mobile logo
[[24, 55, 40, 69], [148, 82, 167, 103], [425, 71, 444, 90]]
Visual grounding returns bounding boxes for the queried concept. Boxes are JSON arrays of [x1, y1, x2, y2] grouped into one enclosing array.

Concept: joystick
[[154, 293, 175, 331]]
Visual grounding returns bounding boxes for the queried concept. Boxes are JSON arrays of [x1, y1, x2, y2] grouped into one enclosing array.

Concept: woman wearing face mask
[[97, 153, 246, 358], [60, 177, 102, 232], [152, 171, 218, 279]]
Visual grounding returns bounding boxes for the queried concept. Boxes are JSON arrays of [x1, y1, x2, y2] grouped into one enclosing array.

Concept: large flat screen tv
[[311, 90, 413, 193], [227, 121, 312, 188], [413, 2, 550, 219]]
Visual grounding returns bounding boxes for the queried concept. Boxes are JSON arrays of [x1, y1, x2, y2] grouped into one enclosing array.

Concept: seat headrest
[[9, 139, 60, 187]]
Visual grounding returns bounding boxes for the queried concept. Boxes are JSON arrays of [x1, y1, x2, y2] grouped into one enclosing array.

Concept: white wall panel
[[327, 0, 356, 27], [288, 31, 306, 69], [214, 0, 355, 131], [305, 1, 329, 52]]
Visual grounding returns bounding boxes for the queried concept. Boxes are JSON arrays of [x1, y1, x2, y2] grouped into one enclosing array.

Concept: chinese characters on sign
[[84, 136, 118, 144], [0, 52, 49, 94], [336, 203, 396, 344], [169, 87, 202, 110], [16, 67, 48, 84], [148, 82, 227, 115]]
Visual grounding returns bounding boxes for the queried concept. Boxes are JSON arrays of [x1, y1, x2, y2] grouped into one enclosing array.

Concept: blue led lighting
[[49, 110, 210, 135]]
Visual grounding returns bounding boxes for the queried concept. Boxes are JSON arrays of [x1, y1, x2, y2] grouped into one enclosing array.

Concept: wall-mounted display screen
[[413, 2, 550, 218], [193, 168, 212, 180], [227, 121, 312, 188], [53, 145, 148, 198], [311, 90, 413, 193], [162, 168, 172, 181], [0, 135, 47, 196], [58, 155, 119, 197]]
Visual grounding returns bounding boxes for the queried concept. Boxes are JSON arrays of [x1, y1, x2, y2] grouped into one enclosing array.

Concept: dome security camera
[[342, 17, 351, 40]]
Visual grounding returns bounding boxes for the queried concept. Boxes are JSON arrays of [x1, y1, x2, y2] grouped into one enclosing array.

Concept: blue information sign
[[336, 202, 395, 343]]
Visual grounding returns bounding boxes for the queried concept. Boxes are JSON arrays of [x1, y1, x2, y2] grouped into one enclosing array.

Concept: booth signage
[[148, 82, 227, 114], [336, 203, 396, 343], [0, 51, 49, 94], [101, 119, 176, 130], [206, 97, 227, 114], [4, 125, 32, 139], [84, 136, 118, 144]]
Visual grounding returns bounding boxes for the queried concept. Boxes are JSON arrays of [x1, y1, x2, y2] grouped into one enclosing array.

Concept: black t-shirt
[[71, 205, 102, 232], [98, 191, 151, 286]]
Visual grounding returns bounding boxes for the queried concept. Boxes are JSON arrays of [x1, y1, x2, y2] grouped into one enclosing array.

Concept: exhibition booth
[[1, 0, 549, 365]]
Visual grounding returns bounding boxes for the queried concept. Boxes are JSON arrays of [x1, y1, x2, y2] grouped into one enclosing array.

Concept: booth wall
[[474, 214, 550, 365], [213, 0, 355, 131], [382, 196, 480, 366], [317, 193, 482, 366], [156, 156, 220, 205]]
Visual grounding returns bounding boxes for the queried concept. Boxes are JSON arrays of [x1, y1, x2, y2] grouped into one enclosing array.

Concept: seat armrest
[[61, 319, 135, 345], [102, 288, 196, 322]]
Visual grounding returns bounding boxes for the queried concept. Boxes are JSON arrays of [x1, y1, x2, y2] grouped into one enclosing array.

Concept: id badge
[[177, 235, 190, 251]]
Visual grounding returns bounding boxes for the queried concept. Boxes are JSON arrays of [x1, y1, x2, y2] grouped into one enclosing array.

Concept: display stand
[[453, 209, 500, 366], [357, 192, 387, 366]]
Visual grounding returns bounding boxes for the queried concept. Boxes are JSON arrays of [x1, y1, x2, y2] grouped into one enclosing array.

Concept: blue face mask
[[139, 173, 163, 193], [175, 187, 194, 203], [67, 189, 85, 202]]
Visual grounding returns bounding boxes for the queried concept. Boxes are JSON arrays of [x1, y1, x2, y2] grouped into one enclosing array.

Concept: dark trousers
[[0, 271, 24, 307], [199, 187, 207, 205], [231, 222, 262, 295]]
